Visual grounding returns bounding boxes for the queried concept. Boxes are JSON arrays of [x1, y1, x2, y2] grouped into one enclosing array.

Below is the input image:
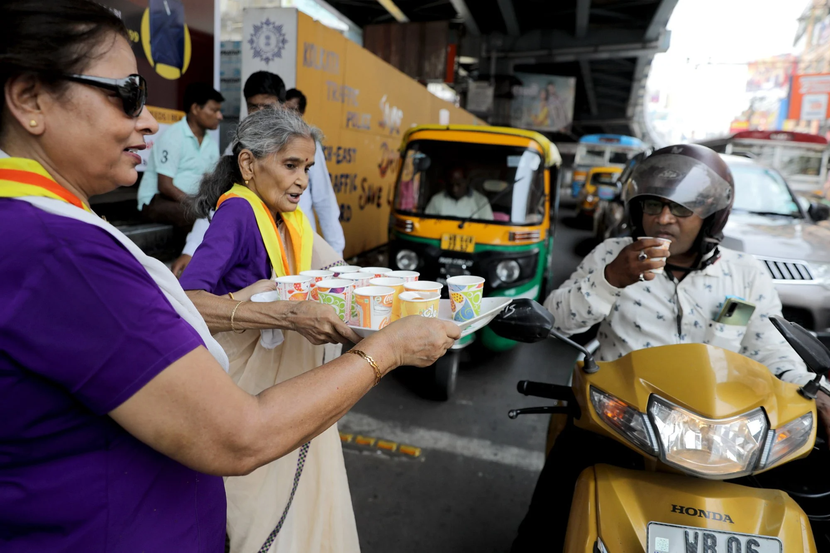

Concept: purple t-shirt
[[180, 198, 271, 295], [0, 199, 225, 552]]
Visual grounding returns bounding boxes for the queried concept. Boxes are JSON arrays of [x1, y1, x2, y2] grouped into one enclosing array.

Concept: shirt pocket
[[703, 319, 747, 352]]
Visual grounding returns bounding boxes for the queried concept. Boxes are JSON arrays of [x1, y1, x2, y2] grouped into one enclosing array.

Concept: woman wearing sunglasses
[[0, 2, 460, 551]]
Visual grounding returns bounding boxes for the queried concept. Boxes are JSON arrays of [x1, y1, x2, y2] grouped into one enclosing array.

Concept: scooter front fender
[[564, 464, 817, 553]]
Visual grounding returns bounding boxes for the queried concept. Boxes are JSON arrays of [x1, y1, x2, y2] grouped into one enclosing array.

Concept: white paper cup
[[637, 236, 671, 275], [340, 272, 376, 321], [251, 290, 280, 303], [369, 277, 405, 321], [387, 270, 420, 283], [300, 270, 335, 301], [275, 275, 313, 301], [403, 280, 443, 299], [361, 267, 393, 278], [353, 286, 395, 329], [315, 278, 354, 323], [332, 265, 363, 276]]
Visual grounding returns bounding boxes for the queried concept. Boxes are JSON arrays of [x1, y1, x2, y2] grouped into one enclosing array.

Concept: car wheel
[[430, 351, 459, 401]]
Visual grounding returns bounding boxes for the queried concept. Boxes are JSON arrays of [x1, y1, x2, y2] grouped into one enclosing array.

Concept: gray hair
[[190, 106, 324, 218]]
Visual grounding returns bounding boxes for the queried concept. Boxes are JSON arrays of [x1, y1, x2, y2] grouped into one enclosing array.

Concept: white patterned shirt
[[544, 238, 814, 386]]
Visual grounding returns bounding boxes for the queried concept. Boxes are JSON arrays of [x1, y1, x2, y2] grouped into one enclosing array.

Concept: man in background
[[425, 167, 493, 220], [138, 83, 223, 227]]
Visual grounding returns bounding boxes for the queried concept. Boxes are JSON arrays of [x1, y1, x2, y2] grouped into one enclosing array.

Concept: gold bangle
[[228, 292, 236, 300], [230, 300, 245, 334], [347, 349, 382, 386]]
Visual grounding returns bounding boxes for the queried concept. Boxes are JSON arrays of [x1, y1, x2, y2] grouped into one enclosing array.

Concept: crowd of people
[[2, 1, 828, 553]]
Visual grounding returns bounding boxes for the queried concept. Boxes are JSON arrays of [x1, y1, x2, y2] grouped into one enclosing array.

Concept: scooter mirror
[[489, 299, 555, 343], [770, 316, 830, 375]]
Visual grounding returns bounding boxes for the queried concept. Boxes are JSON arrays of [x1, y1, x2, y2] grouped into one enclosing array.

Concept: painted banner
[[242, 8, 482, 258], [100, 0, 216, 170], [510, 72, 576, 132], [788, 73, 830, 122]]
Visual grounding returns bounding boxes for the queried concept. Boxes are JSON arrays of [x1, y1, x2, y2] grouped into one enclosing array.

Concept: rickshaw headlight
[[396, 249, 419, 271], [496, 260, 521, 283]]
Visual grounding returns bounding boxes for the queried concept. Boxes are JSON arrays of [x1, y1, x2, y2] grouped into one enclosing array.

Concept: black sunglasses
[[641, 198, 694, 218], [60, 74, 147, 117]]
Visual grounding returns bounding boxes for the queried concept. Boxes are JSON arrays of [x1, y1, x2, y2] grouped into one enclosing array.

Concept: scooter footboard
[[564, 464, 816, 553]]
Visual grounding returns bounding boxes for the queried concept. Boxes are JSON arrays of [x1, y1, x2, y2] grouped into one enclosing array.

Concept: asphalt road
[[341, 208, 591, 553]]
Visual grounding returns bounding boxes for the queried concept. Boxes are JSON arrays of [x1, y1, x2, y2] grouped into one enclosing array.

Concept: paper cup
[[340, 272, 375, 321], [446, 275, 485, 322], [316, 278, 353, 323], [353, 286, 394, 329], [387, 270, 420, 283], [275, 275, 313, 301], [404, 280, 443, 299], [400, 291, 439, 318], [638, 236, 672, 275], [332, 265, 363, 277], [369, 277, 405, 321], [361, 267, 393, 278], [251, 290, 280, 303], [300, 270, 335, 301]]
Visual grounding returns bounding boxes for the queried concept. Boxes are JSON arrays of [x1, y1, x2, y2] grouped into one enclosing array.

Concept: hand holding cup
[[604, 238, 671, 288]]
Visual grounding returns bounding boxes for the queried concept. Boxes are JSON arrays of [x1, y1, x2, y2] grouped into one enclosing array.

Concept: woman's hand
[[604, 238, 670, 288], [232, 279, 277, 301], [280, 301, 362, 345], [367, 316, 461, 371]]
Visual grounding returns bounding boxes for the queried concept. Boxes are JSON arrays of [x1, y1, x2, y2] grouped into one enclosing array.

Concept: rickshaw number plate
[[647, 522, 781, 553], [440, 233, 475, 253]]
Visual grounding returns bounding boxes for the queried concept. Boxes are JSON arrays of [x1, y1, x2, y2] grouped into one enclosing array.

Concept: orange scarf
[[0, 157, 91, 212]]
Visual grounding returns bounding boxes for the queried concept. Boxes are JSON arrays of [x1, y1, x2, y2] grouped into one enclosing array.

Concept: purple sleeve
[[0, 205, 203, 415], [179, 198, 251, 293]]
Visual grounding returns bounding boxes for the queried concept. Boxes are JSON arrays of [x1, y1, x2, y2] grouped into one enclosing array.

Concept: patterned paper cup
[[403, 280, 443, 299], [399, 291, 439, 319], [361, 267, 393, 279], [316, 278, 354, 323], [300, 270, 335, 301], [332, 265, 363, 277], [340, 272, 375, 321], [353, 286, 395, 329], [446, 275, 485, 322], [387, 270, 420, 283], [369, 277, 405, 321], [275, 275, 313, 301]]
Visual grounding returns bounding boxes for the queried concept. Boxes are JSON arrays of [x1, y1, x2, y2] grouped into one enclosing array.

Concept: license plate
[[647, 522, 782, 553], [440, 234, 475, 253]]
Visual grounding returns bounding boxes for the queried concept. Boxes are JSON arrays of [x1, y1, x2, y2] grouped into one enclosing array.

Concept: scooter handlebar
[[517, 380, 565, 400]]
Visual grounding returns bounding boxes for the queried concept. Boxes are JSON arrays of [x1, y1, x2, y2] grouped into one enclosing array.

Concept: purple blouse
[[180, 198, 271, 295], [0, 199, 225, 552]]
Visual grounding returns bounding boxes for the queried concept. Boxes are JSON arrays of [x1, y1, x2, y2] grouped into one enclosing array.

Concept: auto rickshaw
[[389, 125, 562, 399], [575, 166, 622, 219]]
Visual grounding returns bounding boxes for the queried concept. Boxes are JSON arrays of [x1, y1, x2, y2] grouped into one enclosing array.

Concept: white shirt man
[[544, 238, 813, 386]]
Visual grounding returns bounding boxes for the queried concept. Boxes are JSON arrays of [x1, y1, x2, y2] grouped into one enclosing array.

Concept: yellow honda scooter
[[491, 299, 829, 552]]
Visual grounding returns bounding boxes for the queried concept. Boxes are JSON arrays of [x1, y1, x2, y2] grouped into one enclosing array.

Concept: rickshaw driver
[[424, 167, 494, 220], [510, 144, 830, 551]]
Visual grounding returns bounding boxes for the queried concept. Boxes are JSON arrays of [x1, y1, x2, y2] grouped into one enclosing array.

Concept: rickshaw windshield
[[394, 140, 546, 226]]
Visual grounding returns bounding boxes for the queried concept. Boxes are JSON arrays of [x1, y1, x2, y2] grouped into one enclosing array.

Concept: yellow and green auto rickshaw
[[389, 125, 562, 399], [575, 166, 623, 219]]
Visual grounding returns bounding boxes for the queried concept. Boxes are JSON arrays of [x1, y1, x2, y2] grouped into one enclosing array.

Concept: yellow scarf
[[216, 183, 313, 277], [0, 157, 92, 212]]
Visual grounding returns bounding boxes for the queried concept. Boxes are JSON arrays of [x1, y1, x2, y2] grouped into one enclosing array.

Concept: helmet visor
[[622, 154, 733, 219]]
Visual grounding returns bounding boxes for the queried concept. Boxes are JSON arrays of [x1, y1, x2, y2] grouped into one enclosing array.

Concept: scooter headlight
[[648, 396, 768, 479], [761, 412, 813, 469], [590, 387, 658, 456]]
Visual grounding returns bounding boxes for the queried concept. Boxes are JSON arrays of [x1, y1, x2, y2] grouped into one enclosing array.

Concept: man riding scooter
[[510, 144, 830, 551]]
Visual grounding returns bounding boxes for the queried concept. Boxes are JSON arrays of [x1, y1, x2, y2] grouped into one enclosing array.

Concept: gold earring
[[29, 119, 37, 127], [245, 180, 249, 185]]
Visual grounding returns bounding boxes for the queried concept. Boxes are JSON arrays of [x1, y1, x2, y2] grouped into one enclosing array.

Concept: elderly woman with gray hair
[[179, 107, 452, 553]]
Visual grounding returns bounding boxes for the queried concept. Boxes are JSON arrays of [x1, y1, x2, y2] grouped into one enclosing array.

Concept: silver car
[[720, 154, 830, 330]]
